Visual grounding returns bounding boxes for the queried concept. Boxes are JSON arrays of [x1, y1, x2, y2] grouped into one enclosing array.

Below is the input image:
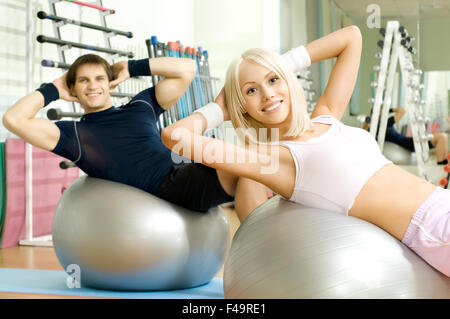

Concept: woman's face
[[238, 59, 291, 128]]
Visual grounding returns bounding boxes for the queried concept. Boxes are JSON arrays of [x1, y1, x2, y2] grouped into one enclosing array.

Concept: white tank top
[[278, 115, 392, 215]]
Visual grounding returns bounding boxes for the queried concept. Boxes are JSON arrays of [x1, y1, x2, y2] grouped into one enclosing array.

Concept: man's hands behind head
[[109, 60, 130, 90], [52, 73, 80, 103]]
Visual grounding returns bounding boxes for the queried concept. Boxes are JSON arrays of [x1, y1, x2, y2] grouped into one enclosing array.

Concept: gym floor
[[0, 207, 240, 299]]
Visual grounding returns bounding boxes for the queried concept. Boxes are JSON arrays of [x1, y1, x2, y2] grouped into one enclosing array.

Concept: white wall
[[193, 0, 272, 88], [104, 0, 195, 47], [0, 0, 282, 93], [280, 0, 308, 53]]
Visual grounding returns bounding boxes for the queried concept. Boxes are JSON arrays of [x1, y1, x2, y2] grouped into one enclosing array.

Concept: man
[[3, 54, 234, 211], [363, 107, 448, 164]]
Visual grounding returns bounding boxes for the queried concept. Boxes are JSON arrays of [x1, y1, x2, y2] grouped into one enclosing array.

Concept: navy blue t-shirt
[[51, 87, 174, 194]]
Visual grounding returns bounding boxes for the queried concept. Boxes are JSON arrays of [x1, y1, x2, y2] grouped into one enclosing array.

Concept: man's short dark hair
[[66, 54, 114, 88]]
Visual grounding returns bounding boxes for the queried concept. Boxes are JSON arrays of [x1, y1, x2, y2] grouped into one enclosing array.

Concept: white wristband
[[194, 102, 224, 132], [282, 45, 311, 73]]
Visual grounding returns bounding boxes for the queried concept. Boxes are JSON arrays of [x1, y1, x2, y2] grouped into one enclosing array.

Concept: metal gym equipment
[[369, 21, 432, 181], [145, 36, 222, 138], [21, 0, 133, 247]]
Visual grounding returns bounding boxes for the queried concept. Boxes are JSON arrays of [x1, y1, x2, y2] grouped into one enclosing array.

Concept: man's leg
[[157, 164, 234, 212], [430, 132, 448, 163]]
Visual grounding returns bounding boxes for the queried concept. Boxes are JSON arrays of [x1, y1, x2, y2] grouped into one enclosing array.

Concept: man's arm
[[2, 74, 78, 151], [110, 57, 197, 110], [392, 107, 406, 123]]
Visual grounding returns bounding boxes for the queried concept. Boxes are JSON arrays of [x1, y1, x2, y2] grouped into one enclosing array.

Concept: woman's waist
[[349, 164, 436, 227]]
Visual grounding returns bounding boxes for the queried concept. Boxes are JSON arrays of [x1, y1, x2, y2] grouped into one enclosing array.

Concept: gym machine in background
[[21, 0, 135, 247], [42, 36, 221, 134], [369, 21, 432, 182], [145, 36, 222, 139], [37, 4, 222, 168], [296, 70, 317, 114]]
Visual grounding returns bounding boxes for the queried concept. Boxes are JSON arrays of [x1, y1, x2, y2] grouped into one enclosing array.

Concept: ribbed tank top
[[278, 115, 392, 215]]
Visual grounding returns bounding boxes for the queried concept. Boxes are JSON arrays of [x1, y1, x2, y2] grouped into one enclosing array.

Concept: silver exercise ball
[[223, 196, 450, 298], [52, 176, 229, 291], [382, 141, 414, 165]]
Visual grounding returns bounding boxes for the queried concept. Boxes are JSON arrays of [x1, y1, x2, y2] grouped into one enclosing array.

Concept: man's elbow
[[185, 60, 197, 80], [189, 59, 197, 72], [2, 112, 18, 132], [190, 64, 198, 82], [179, 61, 197, 89]]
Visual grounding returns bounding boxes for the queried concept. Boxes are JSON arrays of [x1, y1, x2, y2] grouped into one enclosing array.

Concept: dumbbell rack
[[146, 37, 222, 139], [370, 21, 397, 147], [21, 0, 130, 247], [370, 21, 431, 181], [296, 70, 317, 114]]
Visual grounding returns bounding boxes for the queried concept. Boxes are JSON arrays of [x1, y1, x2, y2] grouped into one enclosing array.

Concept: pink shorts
[[401, 186, 450, 277]]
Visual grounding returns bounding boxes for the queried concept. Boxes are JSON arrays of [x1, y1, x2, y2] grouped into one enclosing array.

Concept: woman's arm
[[162, 125, 295, 198], [110, 57, 197, 110], [305, 25, 362, 120], [160, 91, 296, 198], [162, 88, 229, 136]]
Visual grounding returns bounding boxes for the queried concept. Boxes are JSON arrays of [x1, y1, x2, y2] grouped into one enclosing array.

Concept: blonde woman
[[161, 26, 449, 277]]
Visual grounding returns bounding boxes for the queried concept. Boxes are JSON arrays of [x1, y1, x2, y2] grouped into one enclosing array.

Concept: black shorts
[[397, 137, 434, 152], [156, 163, 234, 212]]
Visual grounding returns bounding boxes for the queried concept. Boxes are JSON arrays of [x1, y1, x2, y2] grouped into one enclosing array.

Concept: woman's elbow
[[349, 25, 362, 43], [161, 126, 177, 150]]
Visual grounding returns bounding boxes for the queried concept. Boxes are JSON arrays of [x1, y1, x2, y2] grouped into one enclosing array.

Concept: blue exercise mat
[[0, 268, 224, 299]]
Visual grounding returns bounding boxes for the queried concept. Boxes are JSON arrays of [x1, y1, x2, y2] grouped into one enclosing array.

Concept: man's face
[[71, 63, 112, 113]]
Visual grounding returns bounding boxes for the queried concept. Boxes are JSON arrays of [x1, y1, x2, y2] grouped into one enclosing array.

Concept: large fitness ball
[[52, 176, 229, 291], [223, 196, 449, 298]]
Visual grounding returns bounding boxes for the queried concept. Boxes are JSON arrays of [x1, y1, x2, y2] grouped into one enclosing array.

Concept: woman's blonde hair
[[224, 48, 312, 143]]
